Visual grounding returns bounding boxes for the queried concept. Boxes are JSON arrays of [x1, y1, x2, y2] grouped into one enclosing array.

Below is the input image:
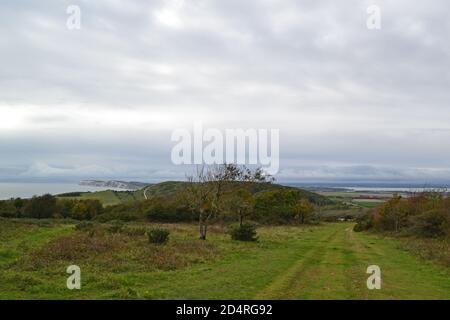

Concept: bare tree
[[183, 166, 214, 240], [183, 164, 273, 240]]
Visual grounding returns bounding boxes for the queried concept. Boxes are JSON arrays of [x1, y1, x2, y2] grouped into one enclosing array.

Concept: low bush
[[147, 227, 170, 244], [229, 223, 258, 242]]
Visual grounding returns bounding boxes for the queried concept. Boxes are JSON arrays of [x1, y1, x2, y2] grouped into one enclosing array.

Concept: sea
[[282, 182, 449, 193]]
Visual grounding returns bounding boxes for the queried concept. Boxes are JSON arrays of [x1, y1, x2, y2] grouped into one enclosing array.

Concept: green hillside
[[58, 181, 333, 207]]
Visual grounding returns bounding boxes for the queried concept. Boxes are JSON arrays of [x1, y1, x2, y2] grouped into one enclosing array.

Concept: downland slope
[[58, 181, 333, 207]]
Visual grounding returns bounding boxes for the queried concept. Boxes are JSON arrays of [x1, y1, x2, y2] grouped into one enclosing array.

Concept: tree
[[228, 188, 255, 226], [24, 194, 57, 219], [71, 202, 88, 220], [294, 198, 315, 224], [375, 194, 408, 232], [13, 198, 25, 217], [254, 189, 298, 223], [183, 164, 272, 240], [0, 199, 17, 218], [183, 166, 214, 240], [71, 199, 103, 220]]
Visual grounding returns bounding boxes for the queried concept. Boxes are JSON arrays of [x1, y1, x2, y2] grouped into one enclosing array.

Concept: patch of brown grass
[[21, 233, 127, 269], [19, 223, 221, 272], [400, 237, 450, 267]]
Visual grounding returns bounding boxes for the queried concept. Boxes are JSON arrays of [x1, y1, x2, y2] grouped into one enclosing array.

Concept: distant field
[[352, 199, 385, 208], [319, 190, 389, 209], [0, 220, 448, 299]]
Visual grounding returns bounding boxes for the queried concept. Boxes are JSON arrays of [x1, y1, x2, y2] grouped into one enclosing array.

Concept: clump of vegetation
[[353, 212, 374, 232], [229, 223, 258, 242], [147, 227, 170, 244], [96, 202, 143, 222], [254, 189, 318, 224], [0, 194, 103, 220], [23, 233, 126, 269], [57, 192, 83, 197], [146, 197, 194, 222], [354, 191, 450, 238], [410, 209, 448, 238]]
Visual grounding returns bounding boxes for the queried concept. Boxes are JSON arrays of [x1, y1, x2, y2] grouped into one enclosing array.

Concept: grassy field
[[0, 219, 449, 299], [58, 189, 146, 206]]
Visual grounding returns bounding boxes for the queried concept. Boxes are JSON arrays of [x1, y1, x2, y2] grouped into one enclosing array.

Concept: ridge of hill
[[58, 181, 333, 207]]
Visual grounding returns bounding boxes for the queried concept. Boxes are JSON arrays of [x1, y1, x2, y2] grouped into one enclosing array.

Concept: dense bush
[[95, 203, 142, 222], [71, 199, 103, 220], [147, 227, 170, 244], [23, 194, 57, 219], [0, 195, 103, 220], [229, 223, 258, 241], [146, 198, 194, 222], [0, 200, 19, 218], [253, 189, 318, 224], [411, 210, 448, 238], [353, 212, 374, 232], [354, 192, 450, 238]]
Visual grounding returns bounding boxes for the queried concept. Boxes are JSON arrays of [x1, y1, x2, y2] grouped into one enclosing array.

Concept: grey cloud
[[0, 0, 449, 183]]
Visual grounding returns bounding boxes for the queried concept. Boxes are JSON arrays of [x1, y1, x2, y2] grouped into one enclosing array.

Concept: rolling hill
[[58, 181, 333, 207]]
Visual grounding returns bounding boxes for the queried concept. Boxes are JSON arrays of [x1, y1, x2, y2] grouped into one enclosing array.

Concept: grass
[[0, 219, 74, 269], [58, 190, 146, 206], [0, 220, 448, 299], [352, 200, 384, 208]]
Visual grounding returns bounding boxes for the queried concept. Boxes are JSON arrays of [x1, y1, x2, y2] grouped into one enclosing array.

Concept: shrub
[[410, 210, 449, 238], [96, 203, 143, 222], [147, 227, 170, 244], [70, 199, 103, 220], [229, 223, 258, 242], [146, 201, 194, 222], [0, 200, 18, 218], [354, 213, 374, 232]]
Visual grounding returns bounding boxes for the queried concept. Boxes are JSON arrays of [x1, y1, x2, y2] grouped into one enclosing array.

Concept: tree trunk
[[199, 224, 207, 240], [199, 213, 207, 240]]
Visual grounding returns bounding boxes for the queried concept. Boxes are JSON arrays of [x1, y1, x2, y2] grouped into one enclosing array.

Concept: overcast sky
[[1, 0, 450, 184]]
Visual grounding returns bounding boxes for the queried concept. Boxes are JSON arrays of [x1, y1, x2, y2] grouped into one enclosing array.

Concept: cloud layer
[[1, 0, 450, 183]]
